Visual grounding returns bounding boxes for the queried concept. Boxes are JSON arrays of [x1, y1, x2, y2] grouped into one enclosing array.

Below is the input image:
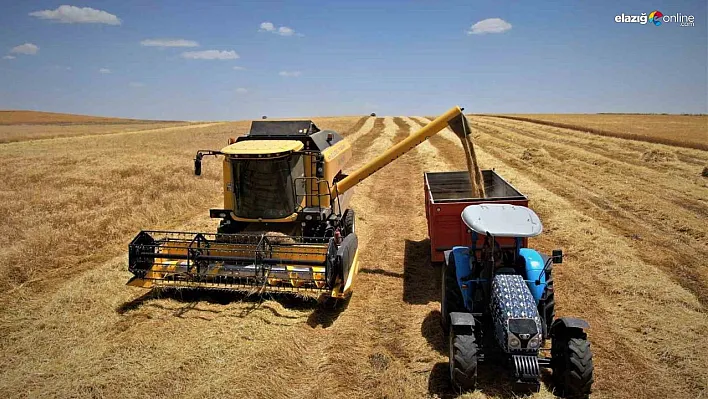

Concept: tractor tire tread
[[554, 337, 594, 398], [441, 259, 465, 334], [540, 263, 555, 339], [451, 334, 478, 391]]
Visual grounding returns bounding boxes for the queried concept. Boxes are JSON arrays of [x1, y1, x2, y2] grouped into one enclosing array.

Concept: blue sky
[[0, 0, 706, 120]]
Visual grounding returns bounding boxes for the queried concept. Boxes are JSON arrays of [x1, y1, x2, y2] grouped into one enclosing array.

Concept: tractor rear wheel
[[539, 263, 555, 339], [552, 336, 594, 398], [441, 255, 465, 335], [449, 331, 478, 391]]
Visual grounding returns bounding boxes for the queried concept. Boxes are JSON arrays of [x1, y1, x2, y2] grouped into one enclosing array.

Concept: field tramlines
[[0, 113, 705, 398]]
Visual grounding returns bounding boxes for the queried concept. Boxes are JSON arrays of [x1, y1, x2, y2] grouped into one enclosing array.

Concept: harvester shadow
[[306, 295, 351, 328], [117, 288, 347, 324], [403, 238, 441, 305]]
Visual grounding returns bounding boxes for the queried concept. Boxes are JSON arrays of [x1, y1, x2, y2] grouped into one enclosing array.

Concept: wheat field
[[484, 114, 707, 150], [0, 110, 180, 125], [0, 112, 706, 398]]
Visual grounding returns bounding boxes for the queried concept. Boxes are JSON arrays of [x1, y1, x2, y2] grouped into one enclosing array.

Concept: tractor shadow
[[359, 238, 440, 304], [428, 360, 543, 399], [423, 308, 554, 398], [402, 238, 441, 305], [116, 288, 348, 328], [421, 310, 446, 355]]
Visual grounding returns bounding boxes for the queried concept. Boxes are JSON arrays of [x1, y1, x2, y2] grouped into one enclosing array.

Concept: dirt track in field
[[0, 115, 706, 398]]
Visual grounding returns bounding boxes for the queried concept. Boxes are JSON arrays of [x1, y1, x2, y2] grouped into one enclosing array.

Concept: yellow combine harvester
[[128, 106, 471, 299]]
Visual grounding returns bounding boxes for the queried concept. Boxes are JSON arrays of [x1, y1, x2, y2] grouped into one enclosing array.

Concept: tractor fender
[[443, 249, 457, 267], [443, 250, 452, 266], [450, 312, 475, 327], [446, 246, 473, 310], [450, 312, 475, 334], [518, 248, 546, 304], [550, 317, 590, 338]]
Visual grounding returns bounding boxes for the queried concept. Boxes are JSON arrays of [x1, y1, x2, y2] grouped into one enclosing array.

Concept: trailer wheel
[[449, 331, 478, 391], [552, 336, 594, 398], [539, 263, 555, 339], [342, 209, 355, 236], [441, 254, 465, 335]]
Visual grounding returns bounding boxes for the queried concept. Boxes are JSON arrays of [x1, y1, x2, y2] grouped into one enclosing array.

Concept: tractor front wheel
[[551, 335, 594, 398], [441, 255, 465, 335], [449, 331, 478, 392]]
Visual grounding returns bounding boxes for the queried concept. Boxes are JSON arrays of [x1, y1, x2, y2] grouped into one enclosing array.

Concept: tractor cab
[[455, 205, 566, 313], [461, 204, 544, 275], [461, 203, 543, 238]]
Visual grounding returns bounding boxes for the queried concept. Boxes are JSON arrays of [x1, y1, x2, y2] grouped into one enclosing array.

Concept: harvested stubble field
[[0, 110, 181, 125], [485, 114, 708, 151], [0, 111, 212, 143], [0, 113, 706, 399]]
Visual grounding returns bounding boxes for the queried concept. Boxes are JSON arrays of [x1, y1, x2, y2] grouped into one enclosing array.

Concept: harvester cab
[[442, 204, 594, 396], [194, 120, 353, 238], [128, 106, 473, 300]]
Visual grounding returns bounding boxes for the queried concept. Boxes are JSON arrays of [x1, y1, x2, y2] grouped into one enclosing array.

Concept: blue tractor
[[440, 204, 594, 397]]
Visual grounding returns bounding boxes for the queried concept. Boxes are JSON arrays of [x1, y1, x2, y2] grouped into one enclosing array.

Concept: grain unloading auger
[[128, 106, 472, 299]]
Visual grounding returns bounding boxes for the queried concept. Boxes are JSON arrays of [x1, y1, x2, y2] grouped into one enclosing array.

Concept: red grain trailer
[[424, 170, 529, 263]]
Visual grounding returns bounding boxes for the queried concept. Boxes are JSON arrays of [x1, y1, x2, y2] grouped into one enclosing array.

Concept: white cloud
[[466, 18, 512, 35], [260, 21, 301, 36], [259, 22, 275, 32], [278, 27, 295, 36], [2, 55, 16, 60], [236, 88, 248, 94], [233, 66, 246, 70], [11, 43, 39, 55], [129, 82, 145, 88], [279, 71, 301, 77], [140, 39, 199, 48], [99, 68, 111, 74], [29, 5, 121, 25], [181, 50, 239, 60]]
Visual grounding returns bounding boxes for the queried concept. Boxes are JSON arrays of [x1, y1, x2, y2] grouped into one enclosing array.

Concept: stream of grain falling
[[458, 117, 485, 198]]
